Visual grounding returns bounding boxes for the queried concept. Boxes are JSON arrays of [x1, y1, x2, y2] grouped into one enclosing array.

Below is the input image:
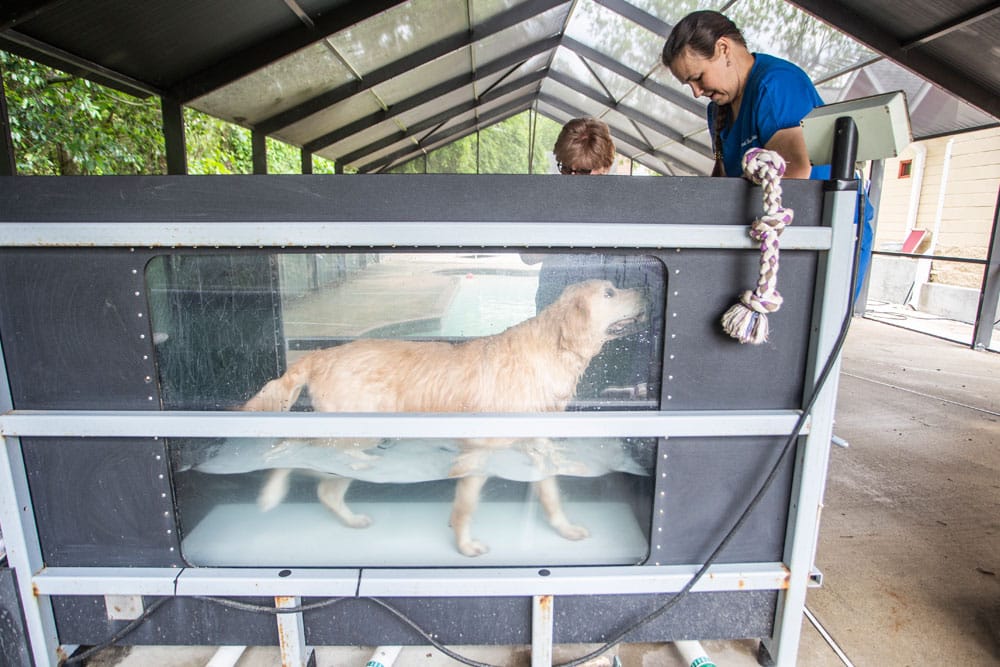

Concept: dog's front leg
[[317, 477, 372, 528], [451, 474, 490, 557], [534, 477, 589, 541]]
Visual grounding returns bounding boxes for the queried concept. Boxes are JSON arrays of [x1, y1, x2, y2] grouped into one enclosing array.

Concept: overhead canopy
[[2, 0, 997, 175]]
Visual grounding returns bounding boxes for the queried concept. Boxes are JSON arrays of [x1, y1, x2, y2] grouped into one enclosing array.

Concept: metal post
[[829, 116, 858, 181], [972, 185, 1000, 350], [0, 63, 16, 176], [161, 98, 187, 175], [252, 130, 268, 175], [855, 159, 884, 315], [766, 117, 859, 667], [531, 594, 554, 667], [275, 596, 313, 667], [0, 329, 67, 666]]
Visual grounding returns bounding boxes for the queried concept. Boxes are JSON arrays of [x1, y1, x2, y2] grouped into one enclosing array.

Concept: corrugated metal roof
[[2, 0, 997, 174]]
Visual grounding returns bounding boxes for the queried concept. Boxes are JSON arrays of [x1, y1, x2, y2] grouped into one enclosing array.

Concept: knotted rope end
[[721, 302, 770, 344]]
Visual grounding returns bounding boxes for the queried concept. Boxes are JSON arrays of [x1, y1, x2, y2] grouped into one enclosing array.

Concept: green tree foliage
[[2, 51, 165, 174], [2, 52, 309, 176], [184, 108, 252, 175], [388, 111, 567, 175]]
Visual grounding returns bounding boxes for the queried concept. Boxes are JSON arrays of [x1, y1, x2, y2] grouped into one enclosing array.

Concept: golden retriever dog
[[243, 278, 647, 556]]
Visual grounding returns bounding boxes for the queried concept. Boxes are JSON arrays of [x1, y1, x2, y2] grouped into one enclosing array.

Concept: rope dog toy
[[720, 148, 795, 344]]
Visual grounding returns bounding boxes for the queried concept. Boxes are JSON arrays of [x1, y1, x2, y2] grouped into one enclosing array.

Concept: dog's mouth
[[606, 313, 646, 338]]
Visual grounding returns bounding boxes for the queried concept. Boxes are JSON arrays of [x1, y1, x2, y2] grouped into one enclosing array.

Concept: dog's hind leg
[[258, 468, 292, 512], [534, 477, 589, 541], [451, 475, 490, 557], [317, 477, 372, 528]]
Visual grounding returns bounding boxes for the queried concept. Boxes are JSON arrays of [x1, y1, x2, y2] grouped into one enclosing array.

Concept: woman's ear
[[716, 37, 730, 60]]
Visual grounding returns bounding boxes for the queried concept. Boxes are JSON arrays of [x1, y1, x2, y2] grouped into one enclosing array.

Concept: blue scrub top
[[709, 53, 828, 180]]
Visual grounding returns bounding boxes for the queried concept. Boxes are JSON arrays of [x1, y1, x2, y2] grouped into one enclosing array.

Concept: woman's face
[[669, 40, 739, 106]]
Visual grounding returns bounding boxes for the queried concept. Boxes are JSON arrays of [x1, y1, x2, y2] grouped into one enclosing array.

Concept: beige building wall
[[876, 126, 1000, 289]]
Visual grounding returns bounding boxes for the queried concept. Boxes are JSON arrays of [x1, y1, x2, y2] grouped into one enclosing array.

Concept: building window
[[898, 159, 912, 178]]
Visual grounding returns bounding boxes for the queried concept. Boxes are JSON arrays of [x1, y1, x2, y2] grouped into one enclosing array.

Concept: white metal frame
[[0, 216, 854, 667]]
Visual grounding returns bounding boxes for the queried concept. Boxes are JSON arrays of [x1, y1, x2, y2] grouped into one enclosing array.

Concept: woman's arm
[[764, 126, 813, 178]]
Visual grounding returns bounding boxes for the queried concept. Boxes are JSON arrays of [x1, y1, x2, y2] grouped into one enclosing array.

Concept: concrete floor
[[58, 261, 1000, 666], [798, 316, 1000, 666]]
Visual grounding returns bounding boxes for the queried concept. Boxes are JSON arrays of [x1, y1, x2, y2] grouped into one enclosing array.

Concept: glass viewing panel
[[147, 251, 666, 566]]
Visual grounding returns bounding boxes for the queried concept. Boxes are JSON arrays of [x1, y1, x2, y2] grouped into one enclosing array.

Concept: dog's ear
[[557, 288, 598, 355]]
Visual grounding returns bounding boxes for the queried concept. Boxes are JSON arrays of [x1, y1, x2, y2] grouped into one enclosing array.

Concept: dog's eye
[[604, 287, 615, 298]]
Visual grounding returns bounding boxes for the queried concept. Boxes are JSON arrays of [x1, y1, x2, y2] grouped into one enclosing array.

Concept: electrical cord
[[193, 595, 347, 614], [552, 186, 866, 667], [63, 597, 171, 665]]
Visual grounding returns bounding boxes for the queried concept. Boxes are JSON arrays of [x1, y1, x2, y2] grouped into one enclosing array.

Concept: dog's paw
[[557, 523, 590, 541], [257, 493, 280, 513], [458, 539, 490, 557], [344, 513, 373, 529]]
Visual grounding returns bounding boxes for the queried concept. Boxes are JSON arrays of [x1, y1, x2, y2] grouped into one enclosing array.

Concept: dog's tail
[[242, 361, 309, 412]]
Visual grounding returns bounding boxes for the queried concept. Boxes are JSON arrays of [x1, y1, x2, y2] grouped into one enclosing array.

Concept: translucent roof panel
[[473, 4, 570, 64], [190, 42, 358, 125], [471, 0, 537, 25], [627, 1, 728, 27], [622, 84, 707, 142], [539, 78, 609, 120], [564, 0, 663, 75], [278, 93, 384, 148], [371, 50, 473, 108], [328, 0, 470, 77], [726, 0, 877, 83]]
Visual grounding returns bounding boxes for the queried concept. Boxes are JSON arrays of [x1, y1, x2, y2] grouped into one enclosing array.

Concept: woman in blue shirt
[[663, 10, 873, 297], [662, 10, 828, 180]]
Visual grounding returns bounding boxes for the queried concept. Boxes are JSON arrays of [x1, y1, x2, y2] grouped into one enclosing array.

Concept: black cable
[[194, 595, 346, 614], [368, 597, 498, 667], [552, 186, 866, 667], [63, 597, 171, 665]]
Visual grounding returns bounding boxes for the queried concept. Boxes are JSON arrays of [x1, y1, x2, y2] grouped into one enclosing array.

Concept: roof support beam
[[0, 29, 159, 98], [0, 63, 15, 175], [547, 69, 712, 158], [0, 0, 67, 32], [593, 0, 673, 38], [252, 131, 268, 175], [788, 0, 1000, 119], [303, 35, 560, 153], [561, 36, 705, 118], [900, 2, 1000, 51], [256, 0, 569, 134], [361, 95, 534, 173], [973, 187, 1000, 350], [337, 69, 547, 167], [169, 0, 410, 103], [161, 98, 188, 175]]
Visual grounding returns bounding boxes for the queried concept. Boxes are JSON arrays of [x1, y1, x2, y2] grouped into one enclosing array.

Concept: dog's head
[[551, 279, 648, 356]]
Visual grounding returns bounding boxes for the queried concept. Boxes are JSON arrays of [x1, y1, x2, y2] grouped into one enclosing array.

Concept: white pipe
[[911, 137, 955, 305], [674, 640, 717, 667], [904, 143, 927, 233], [929, 137, 956, 257], [365, 645, 402, 667], [205, 646, 246, 667]]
